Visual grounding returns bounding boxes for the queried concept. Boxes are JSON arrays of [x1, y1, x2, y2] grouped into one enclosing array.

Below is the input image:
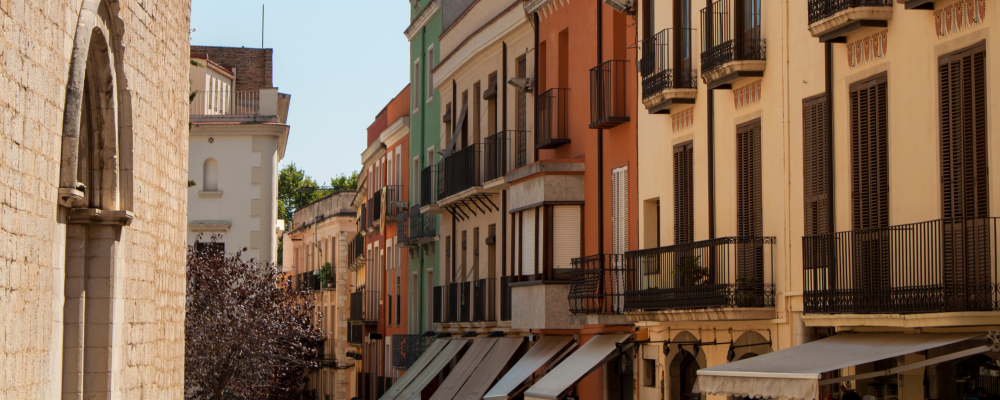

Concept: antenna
[[261, 4, 265, 49]]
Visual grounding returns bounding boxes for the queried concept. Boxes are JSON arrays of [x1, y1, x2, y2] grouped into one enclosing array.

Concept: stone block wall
[[0, 0, 191, 398]]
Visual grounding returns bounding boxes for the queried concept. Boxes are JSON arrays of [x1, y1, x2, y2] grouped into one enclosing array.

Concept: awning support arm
[[819, 345, 991, 386]]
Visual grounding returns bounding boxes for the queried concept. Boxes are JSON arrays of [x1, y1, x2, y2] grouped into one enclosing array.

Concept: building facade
[[188, 47, 290, 264], [0, 0, 191, 397]]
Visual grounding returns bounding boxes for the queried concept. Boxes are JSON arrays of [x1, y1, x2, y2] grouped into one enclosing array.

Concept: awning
[[454, 337, 526, 399], [696, 333, 987, 400], [429, 338, 499, 400], [483, 336, 577, 400], [380, 339, 450, 400], [393, 339, 471, 400], [523, 333, 632, 400]]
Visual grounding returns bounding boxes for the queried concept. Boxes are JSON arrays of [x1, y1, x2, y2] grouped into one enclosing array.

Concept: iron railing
[[370, 189, 382, 226], [190, 90, 260, 117], [363, 289, 380, 323], [433, 285, 444, 323], [397, 210, 410, 243], [392, 335, 433, 369], [421, 165, 437, 205], [349, 291, 363, 321], [348, 234, 364, 267], [536, 88, 570, 149], [590, 60, 630, 129], [701, 0, 766, 73], [359, 202, 370, 232], [808, 0, 892, 25], [500, 276, 512, 321], [384, 185, 403, 219], [472, 278, 496, 322], [448, 282, 461, 323], [348, 321, 363, 345], [461, 281, 472, 322], [569, 254, 632, 314], [640, 28, 698, 101], [804, 217, 1000, 314], [625, 236, 777, 311], [484, 130, 529, 181], [407, 207, 436, 242], [438, 144, 482, 200]]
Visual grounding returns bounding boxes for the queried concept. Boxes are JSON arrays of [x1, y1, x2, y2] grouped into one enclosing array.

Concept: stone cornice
[[379, 116, 410, 147], [70, 208, 135, 227], [405, 1, 440, 41], [524, 0, 553, 14]]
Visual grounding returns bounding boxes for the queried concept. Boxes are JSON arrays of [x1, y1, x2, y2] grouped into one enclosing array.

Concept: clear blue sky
[[191, 0, 411, 184]]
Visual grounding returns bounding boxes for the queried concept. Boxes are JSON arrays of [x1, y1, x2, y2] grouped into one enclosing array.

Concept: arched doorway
[[671, 349, 700, 400]]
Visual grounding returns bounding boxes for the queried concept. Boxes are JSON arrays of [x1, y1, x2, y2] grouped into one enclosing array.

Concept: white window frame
[[413, 58, 421, 113], [426, 45, 435, 103]]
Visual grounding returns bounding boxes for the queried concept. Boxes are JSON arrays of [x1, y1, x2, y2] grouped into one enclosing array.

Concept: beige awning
[[454, 337, 526, 400], [695, 333, 987, 400], [429, 338, 499, 400], [483, 336, 577, 400], [523, 333, 632, 400], [380, 338, 450, 400], [390, 339, 471, 400]]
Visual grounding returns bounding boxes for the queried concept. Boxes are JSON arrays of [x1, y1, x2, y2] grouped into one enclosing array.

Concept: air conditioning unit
[[603, 0, 633, 14]]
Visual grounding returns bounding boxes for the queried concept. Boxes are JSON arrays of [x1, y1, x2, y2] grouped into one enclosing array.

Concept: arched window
[[204, 158, 219, 192]]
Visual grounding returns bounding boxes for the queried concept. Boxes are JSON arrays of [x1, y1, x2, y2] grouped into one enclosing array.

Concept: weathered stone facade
[[0, 0, 191, 398]]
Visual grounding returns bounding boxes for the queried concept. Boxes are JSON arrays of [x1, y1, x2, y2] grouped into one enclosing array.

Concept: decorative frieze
[[672, 108, 695, 133], [733, 80, 762, 111], [847, 30, 888, 69], [935, 0, 986, 39]]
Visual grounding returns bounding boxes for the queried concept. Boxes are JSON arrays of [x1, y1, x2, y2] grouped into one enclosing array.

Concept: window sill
[[426, 96, 434, 104], [198, 191, 223, 199]]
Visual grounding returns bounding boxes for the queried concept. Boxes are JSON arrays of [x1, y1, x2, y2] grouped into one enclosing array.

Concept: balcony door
[[612, 167, 630, 312], [737, 120, 764, 294], [673, 0, 692, 79], [673, 143, 697, 288], [940, 44, 991, 310], [850, 75, 890, 306], [735, 0, 761, 42]]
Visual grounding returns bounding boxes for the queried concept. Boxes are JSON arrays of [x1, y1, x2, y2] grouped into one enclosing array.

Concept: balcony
[[397, 210, 410, 243], [472, 278, 497, 322], [536, 88, 570, 149], [590, 60, 630, 129], [384, 185, 403, 221], [349, 291, 363, 321], [405, 207, 436, 245], [569, 255, 631, 314], [804, 217, 1000, 316], [483, 130, 529, 184], [392, 335, 432, 369], [437, 144, 482, 201], [808, 0, 893, 43], [500, 276, 512, 321], [640, 28, 698, 114], [370, 189, 382, 228], [896, 0, 937, 10], [348, 321, 363, 346], [189, 88, 283, 123], [433, 285, 443, 324], [623, 236, 777, 321], [700, 0, 766, 89], [447, 281, 472, 323], [358, 203, 370, 234], [348, 234, 364, 270], [362, 288, 380, 324]]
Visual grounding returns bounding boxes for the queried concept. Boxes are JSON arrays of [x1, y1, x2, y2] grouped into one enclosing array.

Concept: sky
[[191, 0, 411, 184]]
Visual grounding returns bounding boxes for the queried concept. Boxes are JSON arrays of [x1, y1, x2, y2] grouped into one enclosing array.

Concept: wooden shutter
[[613, 167, 629, 255], [940, 44, 990, 309], [850, 74, 890, 291], [803, 95, 831, 236], [522, 208, 537, 276], [673, 143, 694, 244], [553, 206, 582, 271], [737, 120, 763, 284], [538, 206, 545, 276]]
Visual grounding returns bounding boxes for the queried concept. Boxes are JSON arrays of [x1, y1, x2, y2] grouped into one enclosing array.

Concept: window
[[516, 56, 528, 165], [612, 167, 629, 255], [737, 120, 763, 283], [413, 58, 421, 110], [395, 149, 402, 187], [487, 73, 498, 135], [674, 143, 693, 245], [803, 94, 831, 236], [642, 0, 654, 39], [413, 157, 420, 204], [427, 46, 435, 101], [473, 82, 481, 145], [203, 158, 219, 192], [642, 358, 656, 387]]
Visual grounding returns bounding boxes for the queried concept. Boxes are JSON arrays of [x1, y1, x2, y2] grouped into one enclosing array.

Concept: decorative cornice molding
[[70, 208, 135, 227], [405, 1, 440, 41], [188, 220, 232, 233]]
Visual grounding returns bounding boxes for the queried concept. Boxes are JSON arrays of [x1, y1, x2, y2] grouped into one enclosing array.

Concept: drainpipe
[[824, 42, 835, 233], [706, 0, 716, 240], [597, 0, 605, 255], [503, 42, 509, 280], [533, 14, 541, 163]]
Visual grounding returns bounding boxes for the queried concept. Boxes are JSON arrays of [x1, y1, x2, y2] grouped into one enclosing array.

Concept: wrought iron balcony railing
[[392, 335, 433, 369], [359, 203, 370, 232], [700, 0, 766, 73], [362, 289, 380, 323], [421, 165, 437, 206], [406, 207, 436, 242], [483, 130, 529, 182], [624, 236, 777, 312], [349, 291, 363, 321], [590, 60, 630, 129], [433, 285, 443, 323], [500, 276, 512, 321], [348, 234, 364, 267], [397, 210, 410, 243], [569, 254, 632, 314], [371, 188, 383, 226], [536, 88, 570, 149], [384, 185, 403, 220], [348, 321, 363, 346], [472, 278, 496, 322], [808, 0, 892, 25], [804, 217, 1000, 315], [640, 28, 698, 101], [437, 144, 482, 200]]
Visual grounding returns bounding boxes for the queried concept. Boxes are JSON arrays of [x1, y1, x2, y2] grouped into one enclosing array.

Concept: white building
[[187, 47, 291, 263]]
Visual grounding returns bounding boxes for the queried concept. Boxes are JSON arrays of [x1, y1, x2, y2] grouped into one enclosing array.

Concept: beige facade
[[286, 191, 358, 400], [0, 0, 191, 398], [633, 0, 999, 399]]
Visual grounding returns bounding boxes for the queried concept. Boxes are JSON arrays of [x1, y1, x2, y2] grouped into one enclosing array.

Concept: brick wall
[[191, 45, 274, 91]]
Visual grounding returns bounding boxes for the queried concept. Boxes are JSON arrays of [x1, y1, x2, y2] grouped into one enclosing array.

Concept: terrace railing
[[438, 144, 482, 200], [500, 276, 512, 321], [190, 90, 260, 117], [473, 278, 496, 322], [569, 254, 632, 314], [590, 60, 630, 129], [700, 0, 766, 73], [808, 0, 893, 25], [640, 28, 698, 101], [536, 88, 570, 149], [484, 130, 529, 182]]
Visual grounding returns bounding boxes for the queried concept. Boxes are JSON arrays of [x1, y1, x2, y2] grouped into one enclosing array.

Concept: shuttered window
[[940, 44, 990, 305], [673, 143, 694, 245], [612, 167, 629, 255], [538, 206, 545, 276], [737, 120, 763, 284], [850, 74, 890, 290], [513, 214, 520, 276], [803, 95, 831, 236], [522, 208, 537, 276], [553, 206, 582, 271]]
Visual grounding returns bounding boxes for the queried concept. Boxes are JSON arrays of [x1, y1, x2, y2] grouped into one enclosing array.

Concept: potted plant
[[319, 262, 334, 289], [673, 255, 709, 286]]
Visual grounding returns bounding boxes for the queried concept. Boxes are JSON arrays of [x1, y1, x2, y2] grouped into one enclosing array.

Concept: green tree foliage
[[329, 171, 360, 190], [277, 165, 358, 265]]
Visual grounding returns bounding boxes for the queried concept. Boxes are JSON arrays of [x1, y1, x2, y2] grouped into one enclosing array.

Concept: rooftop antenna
[[261, 4, 265, 49]]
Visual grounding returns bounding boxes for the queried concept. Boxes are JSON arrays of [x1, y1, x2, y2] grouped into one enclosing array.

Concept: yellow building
[[627, 0, 1000, 399]]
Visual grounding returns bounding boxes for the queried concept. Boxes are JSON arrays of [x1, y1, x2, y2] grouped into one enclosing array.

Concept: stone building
[[0, 0, 191, 398], [187, 46, 290, 264]]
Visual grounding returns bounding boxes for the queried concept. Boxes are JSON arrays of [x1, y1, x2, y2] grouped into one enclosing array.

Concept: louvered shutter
[[803, 95, 831, 236], [850, 75, 890, 294], [674, 143, 694, 245], [737, 121, 763, 285], [522, 208, 537, 276], [538, 206, 545, 276], [553, 206, 582, 272], [612, 167, 629, 255], [940, 45, 990, 309], [513, 214, 520, 276]]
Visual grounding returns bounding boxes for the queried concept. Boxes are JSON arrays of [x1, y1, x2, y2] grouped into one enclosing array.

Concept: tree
[[185, 238, 324, 400], [278, 163, 321, 229], [329, 171, 359, 190]]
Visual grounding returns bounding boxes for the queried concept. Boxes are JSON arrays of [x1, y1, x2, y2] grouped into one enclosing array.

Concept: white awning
[[483, 336, 577, 400], [524, 333, 632, 400], [429, 338, 498, 400], [389, 339, 471, 400], [454, 337, 526, 400], [695, 333, 986, 400], [380, 338, 449, 400]]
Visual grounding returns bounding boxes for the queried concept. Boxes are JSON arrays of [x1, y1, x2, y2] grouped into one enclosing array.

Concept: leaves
[[185, 236, 324, 400]]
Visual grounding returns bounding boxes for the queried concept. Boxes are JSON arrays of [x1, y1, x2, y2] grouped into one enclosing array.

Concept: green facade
[[407, 0, 441, 335]]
